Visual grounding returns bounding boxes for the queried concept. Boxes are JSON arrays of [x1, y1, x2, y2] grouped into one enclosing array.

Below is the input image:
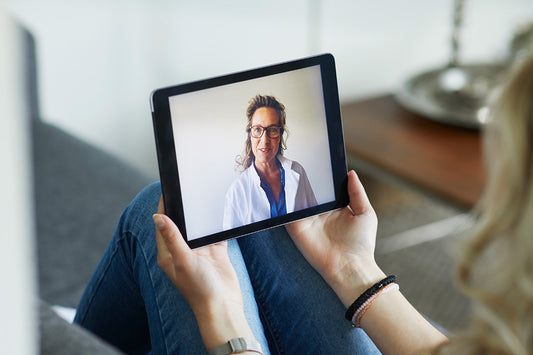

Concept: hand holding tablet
[[151, 53, 348, 248]]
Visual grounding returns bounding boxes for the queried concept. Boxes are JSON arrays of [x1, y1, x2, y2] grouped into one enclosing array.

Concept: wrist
[[327, 256, 386, 308], [194, 300, 255, 353]]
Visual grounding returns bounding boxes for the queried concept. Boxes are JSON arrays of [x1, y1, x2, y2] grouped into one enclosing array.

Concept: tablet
[[151, 53, 348, 248]]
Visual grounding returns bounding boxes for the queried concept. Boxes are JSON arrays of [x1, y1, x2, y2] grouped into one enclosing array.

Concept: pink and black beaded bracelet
[[345, 275, 398, 323]]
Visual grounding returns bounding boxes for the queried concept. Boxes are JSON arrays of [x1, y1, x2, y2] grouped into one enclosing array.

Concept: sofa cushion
[[40, 300, 123, 354], [33, 120, 153, 307]]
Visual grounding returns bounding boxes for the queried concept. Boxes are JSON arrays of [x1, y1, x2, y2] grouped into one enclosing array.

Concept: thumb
[[154, 213, 191, 267], [347, 170, 373, 216]]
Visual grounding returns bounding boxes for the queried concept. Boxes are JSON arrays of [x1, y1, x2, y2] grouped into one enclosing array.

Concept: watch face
[[209, 338, 262, 355]]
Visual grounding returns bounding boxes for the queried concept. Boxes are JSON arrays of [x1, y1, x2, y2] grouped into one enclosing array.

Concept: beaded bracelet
[[345, 275, 397, 323], [353, 283, 399, 327]]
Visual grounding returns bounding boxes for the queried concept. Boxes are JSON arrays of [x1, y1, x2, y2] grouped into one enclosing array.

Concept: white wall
[[6, 0, 533, 178], [0, 4, 38, 354]]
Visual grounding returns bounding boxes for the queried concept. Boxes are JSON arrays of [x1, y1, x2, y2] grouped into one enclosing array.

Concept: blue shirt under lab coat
[[223, 155, 317, 230]]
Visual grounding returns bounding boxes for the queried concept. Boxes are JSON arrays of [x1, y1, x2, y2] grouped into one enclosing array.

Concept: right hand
[[286, 170, 385, 306], [289, 171, 448, 354]]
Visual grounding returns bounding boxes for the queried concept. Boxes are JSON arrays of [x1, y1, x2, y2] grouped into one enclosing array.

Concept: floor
[[357, 170, 473, 332]]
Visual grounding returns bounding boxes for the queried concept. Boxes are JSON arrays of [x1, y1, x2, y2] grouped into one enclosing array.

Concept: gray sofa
[[33, 116, 152, 309], [21, 25, 154, 353]]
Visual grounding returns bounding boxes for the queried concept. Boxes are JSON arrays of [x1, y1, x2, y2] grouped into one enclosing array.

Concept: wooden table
[[341, 94, 486, 209]]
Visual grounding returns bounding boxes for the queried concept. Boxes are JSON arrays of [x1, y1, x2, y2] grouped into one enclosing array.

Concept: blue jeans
[[74, 182, 380, 354]]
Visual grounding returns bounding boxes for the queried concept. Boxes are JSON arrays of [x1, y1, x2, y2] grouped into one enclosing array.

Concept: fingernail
[[153, 214, 165, 229]]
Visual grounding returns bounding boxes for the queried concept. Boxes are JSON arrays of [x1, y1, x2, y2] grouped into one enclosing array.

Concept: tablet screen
[[151, 54, 347, 248]]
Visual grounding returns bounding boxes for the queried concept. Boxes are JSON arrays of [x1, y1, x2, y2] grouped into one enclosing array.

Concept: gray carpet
[[358, 171, 472, 332]]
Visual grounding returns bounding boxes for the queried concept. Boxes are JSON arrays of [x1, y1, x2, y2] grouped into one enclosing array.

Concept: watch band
[[209, 337, 263, 355]]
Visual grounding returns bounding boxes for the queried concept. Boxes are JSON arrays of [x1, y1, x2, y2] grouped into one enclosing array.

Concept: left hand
[[154, 197, 242, 313], [153, 197, 255, 351]]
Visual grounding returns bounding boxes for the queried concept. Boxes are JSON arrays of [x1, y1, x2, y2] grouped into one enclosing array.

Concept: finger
[[285, 217, 309, 240], [286, 217, 321, 254], [197, 241, 230, 264], [285, 222, 301, 245], [347, 170, 373, 216], [285, 220, 298, 234], [154, 213, 191, 264], [154, 214, 172, 264], [155, 195, 189, 257], [157, 195, 165, 214], [155, 196, 172, 261]]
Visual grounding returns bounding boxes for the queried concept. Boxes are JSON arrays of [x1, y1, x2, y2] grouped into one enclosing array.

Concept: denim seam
[[75, 235, 123, 325], [247, 268, 285, 355], [120, 185, 171, 354], [130, 222, 171, 355]]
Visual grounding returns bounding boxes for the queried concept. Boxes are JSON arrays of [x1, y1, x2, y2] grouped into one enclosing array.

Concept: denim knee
[[118, 182, 162, 237], [131, 182, 162, 212]]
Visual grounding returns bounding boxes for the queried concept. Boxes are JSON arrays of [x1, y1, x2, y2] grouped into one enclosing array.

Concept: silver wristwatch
[[209, 338, 263, 355]]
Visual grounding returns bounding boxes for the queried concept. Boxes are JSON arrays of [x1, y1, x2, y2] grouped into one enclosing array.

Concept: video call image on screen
[[169, 65, 335, 241]]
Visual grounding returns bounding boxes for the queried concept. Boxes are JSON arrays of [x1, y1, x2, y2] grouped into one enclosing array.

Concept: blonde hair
[[235, 95, 288, 171], [437, 54, 533, 354]]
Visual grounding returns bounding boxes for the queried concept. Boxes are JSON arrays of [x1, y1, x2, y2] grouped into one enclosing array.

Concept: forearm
[[326, 256, 387, 308], [194, 301, 258, 354], [327, 258, 448, 354], [360, 288, 448, 354], [153, 211, 261, 353]]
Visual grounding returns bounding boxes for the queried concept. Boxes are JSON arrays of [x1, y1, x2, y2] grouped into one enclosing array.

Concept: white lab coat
[[223, 155, 317, 230]]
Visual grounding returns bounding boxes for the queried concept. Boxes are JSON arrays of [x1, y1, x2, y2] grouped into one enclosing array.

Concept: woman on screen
[[223, 94, 317, 230]]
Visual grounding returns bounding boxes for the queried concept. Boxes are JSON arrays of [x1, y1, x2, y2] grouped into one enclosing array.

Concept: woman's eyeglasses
[[249, 125, 283, 139]]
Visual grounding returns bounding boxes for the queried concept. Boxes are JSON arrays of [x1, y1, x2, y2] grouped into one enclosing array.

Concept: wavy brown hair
[[236, 94, 288, 171], [436, 54, 533, 354]]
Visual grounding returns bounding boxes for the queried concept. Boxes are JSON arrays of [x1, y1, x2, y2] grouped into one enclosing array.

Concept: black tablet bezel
[[151, 53, 348, 249]]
